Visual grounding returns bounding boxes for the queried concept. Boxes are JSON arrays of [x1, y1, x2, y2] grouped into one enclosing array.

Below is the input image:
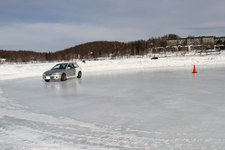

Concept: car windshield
[[51, 63, 67, 70]]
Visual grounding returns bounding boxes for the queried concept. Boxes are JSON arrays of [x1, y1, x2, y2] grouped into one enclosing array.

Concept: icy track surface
[[1, 66, 225, 149]]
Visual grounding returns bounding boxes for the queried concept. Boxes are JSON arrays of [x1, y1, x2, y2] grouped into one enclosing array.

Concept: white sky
[[0, 0, 225, 52]]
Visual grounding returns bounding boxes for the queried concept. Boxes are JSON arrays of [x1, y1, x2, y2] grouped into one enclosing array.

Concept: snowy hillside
[[1, 51, 225, 80]]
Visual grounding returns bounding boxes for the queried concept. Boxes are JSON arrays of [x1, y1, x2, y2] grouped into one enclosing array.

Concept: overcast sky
[[0, 0, 225, 52]]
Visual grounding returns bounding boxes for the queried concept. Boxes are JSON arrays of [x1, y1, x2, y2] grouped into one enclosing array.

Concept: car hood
[[44, 69, 64, 75]]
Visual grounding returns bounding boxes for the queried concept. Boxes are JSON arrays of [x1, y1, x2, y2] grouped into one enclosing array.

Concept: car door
[[67, 63, 75, 77], [73, 63, 79, 76]]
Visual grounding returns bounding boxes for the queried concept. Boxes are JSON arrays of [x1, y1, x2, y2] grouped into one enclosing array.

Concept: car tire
[[61, 73, 67, 81], [45, 79, 50, 82], [77, 71, 82, 78]]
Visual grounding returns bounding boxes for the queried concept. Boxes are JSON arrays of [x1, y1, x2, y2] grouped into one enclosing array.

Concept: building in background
[[166, 36, 225, 51], [0, 58, 6, 63]]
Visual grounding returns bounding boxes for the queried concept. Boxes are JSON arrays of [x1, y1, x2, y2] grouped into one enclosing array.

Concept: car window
[[70, 64, 75, 68], [74, 64, 79, 68], [51, 64, 67, 70], [68, 64, 75, 69]]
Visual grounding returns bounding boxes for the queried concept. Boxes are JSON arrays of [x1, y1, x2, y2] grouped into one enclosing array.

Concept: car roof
[[56, 63, 68, 65], [57, 62, 78, 65]]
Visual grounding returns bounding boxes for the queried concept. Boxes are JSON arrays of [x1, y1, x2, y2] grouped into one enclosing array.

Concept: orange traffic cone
[[192, 65, 197, 73]]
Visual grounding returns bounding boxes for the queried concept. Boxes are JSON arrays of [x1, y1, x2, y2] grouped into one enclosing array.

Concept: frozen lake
[[1, 66, 225, 149]]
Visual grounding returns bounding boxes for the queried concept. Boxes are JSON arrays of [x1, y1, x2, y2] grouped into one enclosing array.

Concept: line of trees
[[0, 34, 179, 62]]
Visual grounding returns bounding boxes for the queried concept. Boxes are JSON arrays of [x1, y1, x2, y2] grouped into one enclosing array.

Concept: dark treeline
[[0, 34, 179, 62]]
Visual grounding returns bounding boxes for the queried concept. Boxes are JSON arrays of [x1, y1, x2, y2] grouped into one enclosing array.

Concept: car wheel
[[45, 79, 50, 82], [61, 73, 67, 81], [77, 71, 82, 78]]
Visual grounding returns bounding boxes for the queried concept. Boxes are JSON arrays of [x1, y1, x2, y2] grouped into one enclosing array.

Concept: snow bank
[[1, 51, 225, 80]]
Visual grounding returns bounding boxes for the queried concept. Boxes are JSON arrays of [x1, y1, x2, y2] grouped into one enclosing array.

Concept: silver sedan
[[42, 62, 82, 82]]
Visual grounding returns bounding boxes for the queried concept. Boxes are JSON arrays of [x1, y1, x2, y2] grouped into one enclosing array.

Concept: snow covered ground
[[1, 51, 225, 149], [0, 51, 225, 80]]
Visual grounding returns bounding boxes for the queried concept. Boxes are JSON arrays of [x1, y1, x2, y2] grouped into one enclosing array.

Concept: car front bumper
[[43, 74, 61, 80]]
